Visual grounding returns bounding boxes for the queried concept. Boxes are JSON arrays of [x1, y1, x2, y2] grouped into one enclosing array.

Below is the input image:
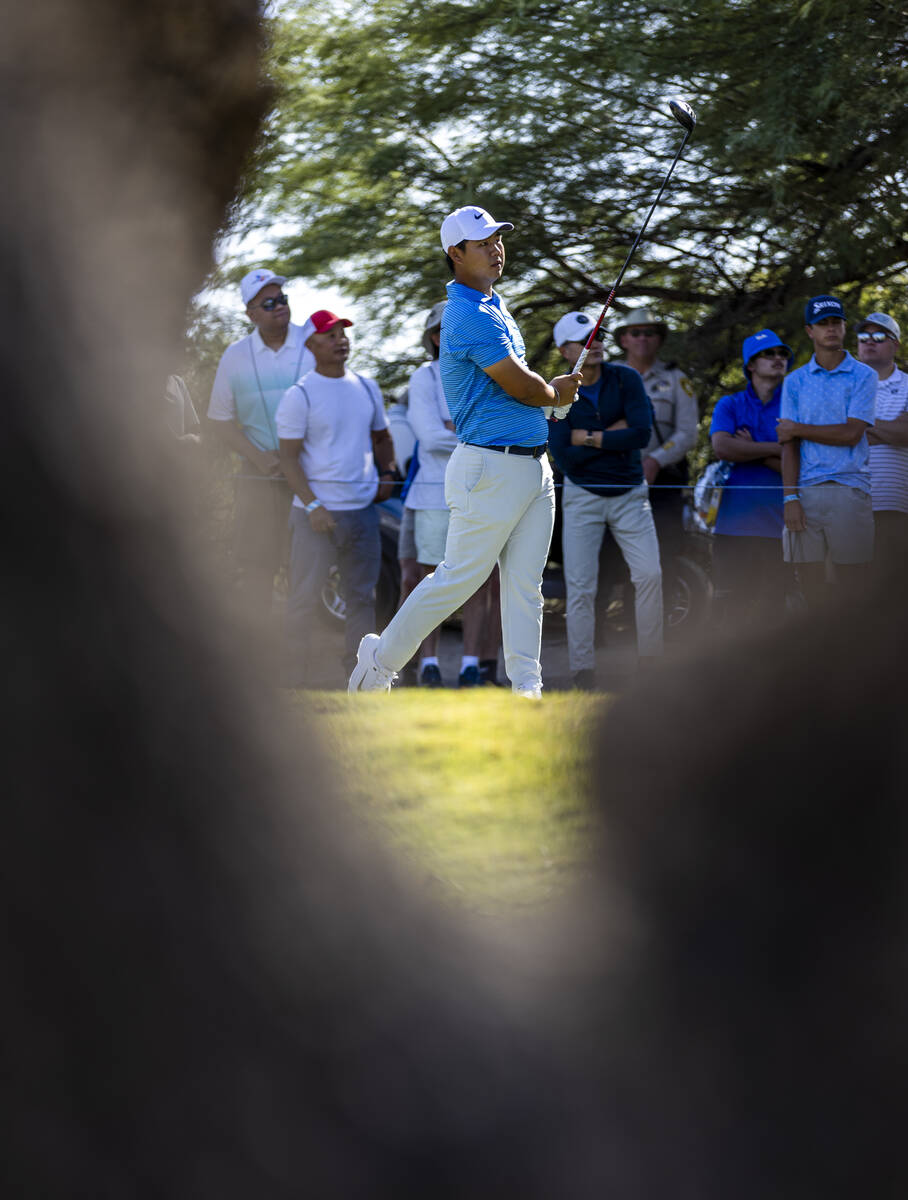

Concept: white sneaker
[[514, 684, 543, 700], [348, 634, 397, 693]]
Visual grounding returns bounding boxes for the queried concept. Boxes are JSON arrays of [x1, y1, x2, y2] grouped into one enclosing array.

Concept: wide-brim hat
[[611, 306, 668, 347]]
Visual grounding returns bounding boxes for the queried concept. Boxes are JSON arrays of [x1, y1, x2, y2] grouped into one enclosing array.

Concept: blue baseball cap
[[742, 329, 793, 374], [805, 294, 846, 324]]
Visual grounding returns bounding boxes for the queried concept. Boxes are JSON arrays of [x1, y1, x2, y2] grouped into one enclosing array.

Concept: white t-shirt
[[387, 401, 417, 475], [404, 359, 458, 512], [869, 366, 908, 513], [275, 369, 389, 510]]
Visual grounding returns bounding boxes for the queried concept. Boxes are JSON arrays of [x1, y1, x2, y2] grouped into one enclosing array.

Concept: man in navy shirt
[[709, 329, 790, 629], [548, 310, 661, 689], [349, 205, 580, 696]]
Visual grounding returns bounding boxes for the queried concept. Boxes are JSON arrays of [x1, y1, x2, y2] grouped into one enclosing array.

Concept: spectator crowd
[[202, 262, 908, 691]]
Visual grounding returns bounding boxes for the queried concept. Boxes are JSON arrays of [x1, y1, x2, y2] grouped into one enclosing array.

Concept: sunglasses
[[253, 293, 289, 311], [857, 330, 896, 343], [756, 348, 789, 359]]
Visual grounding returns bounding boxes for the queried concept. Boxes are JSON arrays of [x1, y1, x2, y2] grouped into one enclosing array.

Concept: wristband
[[304, 498, 323, 513], [783, 494, 801, 504], [379, 470, 395, 479]]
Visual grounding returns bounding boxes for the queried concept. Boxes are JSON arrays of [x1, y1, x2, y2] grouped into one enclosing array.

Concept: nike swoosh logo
[[474, 212, 483, 219]]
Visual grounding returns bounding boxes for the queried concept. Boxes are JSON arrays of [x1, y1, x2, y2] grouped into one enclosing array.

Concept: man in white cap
[[277, 309, 396, 685], [855, 311, 908, 568], [548, 311, 662, 689], [348, 205, 580, 696], [207, 267, 315, 628]]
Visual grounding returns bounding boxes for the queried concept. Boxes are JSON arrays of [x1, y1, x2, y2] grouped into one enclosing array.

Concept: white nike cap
[[440, 206, 514, 252]]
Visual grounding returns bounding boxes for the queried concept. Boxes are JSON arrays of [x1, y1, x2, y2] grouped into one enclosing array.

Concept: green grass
[[291, 690, 608, 915]]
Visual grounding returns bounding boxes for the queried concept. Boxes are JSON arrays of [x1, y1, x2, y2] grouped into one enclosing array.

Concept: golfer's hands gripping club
[[543, 371, 582, 420]]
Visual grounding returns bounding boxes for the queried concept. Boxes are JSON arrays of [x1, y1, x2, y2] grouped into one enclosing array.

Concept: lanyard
[[248, 333, 307, 446]]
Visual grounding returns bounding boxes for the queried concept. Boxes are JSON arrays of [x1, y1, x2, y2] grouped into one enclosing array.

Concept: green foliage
[[179, 298, 249, 406], [236, 0, 908, 401]]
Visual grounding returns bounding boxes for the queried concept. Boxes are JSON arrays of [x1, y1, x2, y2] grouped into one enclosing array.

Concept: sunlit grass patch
[[291, 689, 609, 914]]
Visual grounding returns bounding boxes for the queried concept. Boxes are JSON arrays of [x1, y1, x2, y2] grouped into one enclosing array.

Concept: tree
[[238, 0, 908, 404]]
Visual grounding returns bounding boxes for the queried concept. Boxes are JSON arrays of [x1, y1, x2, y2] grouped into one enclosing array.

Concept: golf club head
[[667, 97, 696, 133]]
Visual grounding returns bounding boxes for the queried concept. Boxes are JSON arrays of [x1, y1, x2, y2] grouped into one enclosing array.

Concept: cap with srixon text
[[804, 294, 846, 324], [440, 206, 513, 252]]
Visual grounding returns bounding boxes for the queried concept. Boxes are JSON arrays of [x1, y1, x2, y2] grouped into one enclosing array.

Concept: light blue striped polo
[[780, 352, 876, 492], [439, 280, 548, 448]]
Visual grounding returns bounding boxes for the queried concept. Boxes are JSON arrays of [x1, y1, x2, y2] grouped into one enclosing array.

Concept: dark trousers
[[712, 534, 791, 632], [286, 505, 381, 681], [873, 510, 908, 579]]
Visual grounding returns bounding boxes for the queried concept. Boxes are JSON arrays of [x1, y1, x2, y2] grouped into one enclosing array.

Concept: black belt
[[467, 442, 547, 459]]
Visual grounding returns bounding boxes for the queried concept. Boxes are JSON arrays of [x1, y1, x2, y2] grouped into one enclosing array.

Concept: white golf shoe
[[348, 634, 397, 693], [514, 684, 543, 700]]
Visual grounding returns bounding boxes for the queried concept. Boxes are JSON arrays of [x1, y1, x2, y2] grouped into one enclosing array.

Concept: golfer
[[349, 205, 580, 696]]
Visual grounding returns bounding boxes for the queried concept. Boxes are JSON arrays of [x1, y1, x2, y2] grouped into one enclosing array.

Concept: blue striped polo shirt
[[439, 280, 548, 447]]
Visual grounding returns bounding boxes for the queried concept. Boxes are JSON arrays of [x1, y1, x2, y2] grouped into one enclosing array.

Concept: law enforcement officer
[[613, 307, 698, 556]]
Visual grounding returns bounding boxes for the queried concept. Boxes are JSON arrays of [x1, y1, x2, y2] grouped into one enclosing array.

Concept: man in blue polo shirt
[[709, 329, 790, 629], [777, 294, 877, 609], [349, 205, 580, 696]]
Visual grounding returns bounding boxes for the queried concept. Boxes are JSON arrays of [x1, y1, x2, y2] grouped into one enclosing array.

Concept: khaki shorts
[[397, 505, 417, 561], [234, 474, 292, 569], [414, 507, 450, 566], [782, 482, 874, 565]]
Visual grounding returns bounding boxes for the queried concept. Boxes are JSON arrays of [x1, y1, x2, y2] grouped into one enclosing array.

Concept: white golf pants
[[375, 443, 556, 691]]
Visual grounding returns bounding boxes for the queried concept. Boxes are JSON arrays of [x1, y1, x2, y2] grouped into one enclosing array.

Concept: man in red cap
[[276, 310, 397, 684]]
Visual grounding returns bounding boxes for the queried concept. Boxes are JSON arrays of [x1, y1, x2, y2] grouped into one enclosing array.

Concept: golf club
[[571, 96, 697, 376]]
